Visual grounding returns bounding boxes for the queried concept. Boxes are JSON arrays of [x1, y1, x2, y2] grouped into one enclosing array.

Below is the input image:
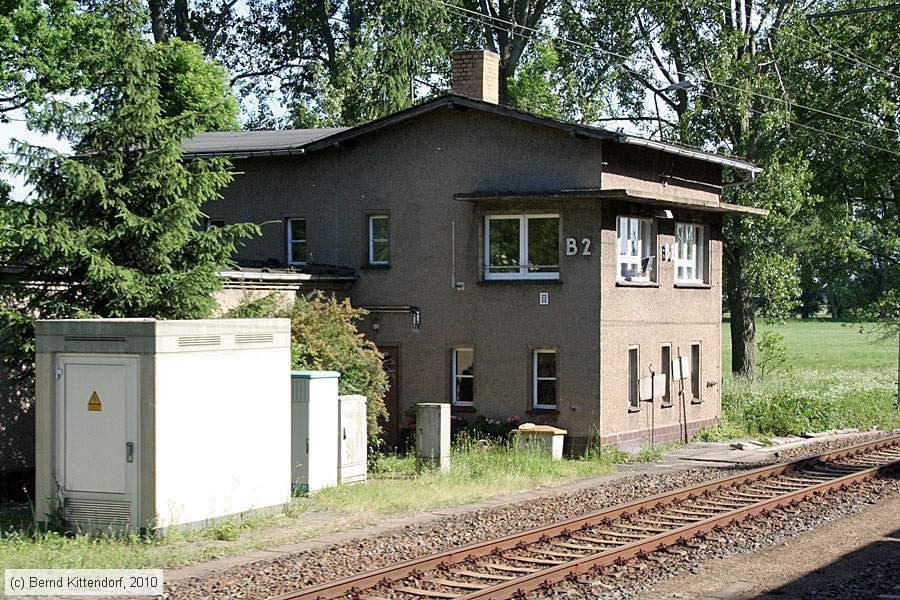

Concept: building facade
[[191, 50, 764, 452]]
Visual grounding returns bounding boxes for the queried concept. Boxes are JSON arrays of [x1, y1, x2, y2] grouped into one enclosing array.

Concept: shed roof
[[183, 94, 761, 174], [454, 188, 769, 216], [182, 127, 348, 157]]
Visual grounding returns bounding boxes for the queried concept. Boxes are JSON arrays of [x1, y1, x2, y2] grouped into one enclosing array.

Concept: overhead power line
[[418, 0, 900, 137], [807, 2, 900, 20], [696, 91, 900, 156], [774, 25, 900, 82]]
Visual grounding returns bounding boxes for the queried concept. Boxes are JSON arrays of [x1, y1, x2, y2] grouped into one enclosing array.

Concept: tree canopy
[[0, 2, 256, 382]]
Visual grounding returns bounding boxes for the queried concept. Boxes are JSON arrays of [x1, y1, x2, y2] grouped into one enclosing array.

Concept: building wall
[[601, 141, 723, 204], [207, 109, 607, 439], [0, 361, 34, 500], [598, 200, 723, 448], [205, 108, 726, 445]]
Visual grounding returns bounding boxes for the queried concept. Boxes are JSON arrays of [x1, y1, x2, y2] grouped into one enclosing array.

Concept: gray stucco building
[[194, 50, 765, 452]]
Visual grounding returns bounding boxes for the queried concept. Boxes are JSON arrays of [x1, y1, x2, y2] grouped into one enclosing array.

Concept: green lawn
[[703, 319, 899, 441], [722, 319, 897, 374]]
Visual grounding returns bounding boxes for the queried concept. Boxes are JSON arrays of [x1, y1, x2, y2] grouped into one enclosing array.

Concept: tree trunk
[[174, 0, 191, 41], [828, 296, 840, 319], [726, 246, 756, 378], [148, 0, 168, 42]]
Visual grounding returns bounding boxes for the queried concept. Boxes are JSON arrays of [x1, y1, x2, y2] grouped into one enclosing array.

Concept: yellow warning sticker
[[87, 391, 102, 412]]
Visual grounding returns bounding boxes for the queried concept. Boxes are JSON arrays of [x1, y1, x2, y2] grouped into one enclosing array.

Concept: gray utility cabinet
[[34, 318, 292, 534], [290, 371, 340, 493], [338, 395, 367, 484]]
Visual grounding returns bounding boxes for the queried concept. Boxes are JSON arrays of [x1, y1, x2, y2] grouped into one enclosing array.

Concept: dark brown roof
[[183, 95, 761, 174]]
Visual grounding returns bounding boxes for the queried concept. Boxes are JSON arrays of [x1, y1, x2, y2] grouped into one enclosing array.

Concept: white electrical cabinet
[[337, 395, 367, 484], [35, 318, 292, 534], [290, 371, 340, 493]]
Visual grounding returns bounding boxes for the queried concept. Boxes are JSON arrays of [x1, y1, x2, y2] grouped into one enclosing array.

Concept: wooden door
[[378, 346, 401, 450]]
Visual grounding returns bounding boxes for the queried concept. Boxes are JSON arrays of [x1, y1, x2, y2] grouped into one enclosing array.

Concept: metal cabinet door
[[57, 355, 139, 530], [338, 396, 367, 484]]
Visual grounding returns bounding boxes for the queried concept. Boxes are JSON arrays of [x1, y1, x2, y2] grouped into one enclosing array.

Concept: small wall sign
[[539, 292, 550, 305], [565, 237, 592, 256]]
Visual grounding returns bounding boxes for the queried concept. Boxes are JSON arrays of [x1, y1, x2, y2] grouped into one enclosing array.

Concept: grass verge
[[0, 437, 659, 571]]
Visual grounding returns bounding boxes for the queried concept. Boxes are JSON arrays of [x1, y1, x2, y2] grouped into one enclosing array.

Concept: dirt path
[[641, 495, 900, 600]]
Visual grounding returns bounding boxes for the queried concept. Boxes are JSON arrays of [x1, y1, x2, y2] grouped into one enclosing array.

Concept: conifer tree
[[0, 2, 257, 382]]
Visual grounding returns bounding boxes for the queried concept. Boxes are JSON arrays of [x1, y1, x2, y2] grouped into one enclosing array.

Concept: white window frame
[[484, 214, 560, 280], [690, 341, 702, 402], [616, 216, 656, 282], [627, 345, 640, 412], [287, 218, 306, 265], [451, 347, 474, 406], [368, 214, 390, 265], [675, 222, 706, 284], [532, 349, 558, 409]]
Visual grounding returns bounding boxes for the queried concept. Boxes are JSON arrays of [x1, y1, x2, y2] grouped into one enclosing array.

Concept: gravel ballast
[[163, 431, 896, 600]]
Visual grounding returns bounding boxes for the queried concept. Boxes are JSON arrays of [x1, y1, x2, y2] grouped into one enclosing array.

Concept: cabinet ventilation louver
[[235, 332, 275, 344], [177, 335, 221, 348], [65, 498, 131, 528]]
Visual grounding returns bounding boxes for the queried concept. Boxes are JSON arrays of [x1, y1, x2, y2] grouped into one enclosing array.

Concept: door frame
[[377, 345, 401, 450], [55, 354, 140, 524]]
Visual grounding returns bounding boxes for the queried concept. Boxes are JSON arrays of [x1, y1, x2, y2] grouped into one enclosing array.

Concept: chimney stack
[[451, 49, 500, 104]]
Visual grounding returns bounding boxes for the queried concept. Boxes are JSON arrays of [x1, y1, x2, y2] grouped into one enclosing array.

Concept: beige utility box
[[416, 403, 450, 471], [34, 318, 291, 533], [337, 395, 367, 484], [513, 423, 567, 460]]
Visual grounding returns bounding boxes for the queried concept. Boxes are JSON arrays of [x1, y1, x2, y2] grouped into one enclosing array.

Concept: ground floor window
[[532, 349, 557, 408], [660, 344, 672, 407], [690, 342, 701, 402], [628, 346, 640, 411], [452, 348, 474, 406]]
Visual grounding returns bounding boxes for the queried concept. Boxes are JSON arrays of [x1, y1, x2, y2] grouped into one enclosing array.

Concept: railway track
[[274, 434, 900, 600]]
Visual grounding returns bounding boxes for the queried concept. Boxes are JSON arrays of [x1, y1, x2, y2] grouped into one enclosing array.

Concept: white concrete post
[[416, 403, 450, 471]]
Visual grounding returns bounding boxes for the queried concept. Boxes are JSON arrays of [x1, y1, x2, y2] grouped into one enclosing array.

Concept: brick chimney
[[451, 49, 500, 104]]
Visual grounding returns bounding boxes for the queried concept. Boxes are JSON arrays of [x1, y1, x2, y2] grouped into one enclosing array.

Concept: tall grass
[[697, 369, 899, 440]]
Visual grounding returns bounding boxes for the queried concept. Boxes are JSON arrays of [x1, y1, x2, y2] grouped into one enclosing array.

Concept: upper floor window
[[616, 216, 656, 282], [675, 223, 706, 283], [485, 214, 559, 280], [451, 348, 474, 406], [287, 218, 306, 265], [532, 349, 558, 409], [368, 215, 390, 265]]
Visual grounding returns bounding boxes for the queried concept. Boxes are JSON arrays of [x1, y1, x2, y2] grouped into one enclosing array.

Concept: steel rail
[[272, 434, 900, 600]]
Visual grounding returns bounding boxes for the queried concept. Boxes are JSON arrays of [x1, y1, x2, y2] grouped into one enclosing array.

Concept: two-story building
[[187, 50, 765, 452]]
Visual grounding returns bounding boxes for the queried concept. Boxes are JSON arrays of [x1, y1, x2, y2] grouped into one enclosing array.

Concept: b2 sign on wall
[[565, 237, 591, 256]]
